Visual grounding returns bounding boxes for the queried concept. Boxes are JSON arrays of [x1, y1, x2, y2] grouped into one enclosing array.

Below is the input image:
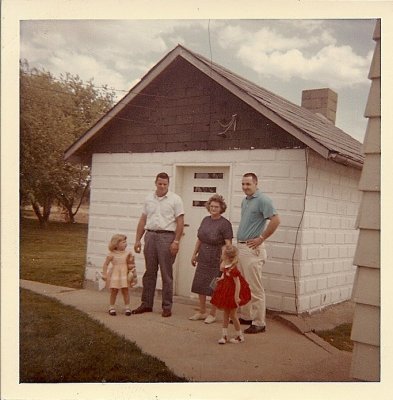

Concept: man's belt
[[146, 229, 174, 234]]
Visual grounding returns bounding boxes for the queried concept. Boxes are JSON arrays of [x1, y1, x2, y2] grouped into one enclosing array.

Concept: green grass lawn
[[20, 217, 87, 288], [316, 323, 354, 352], [20, 289, 187, 383], [19, 216, 187, 382]]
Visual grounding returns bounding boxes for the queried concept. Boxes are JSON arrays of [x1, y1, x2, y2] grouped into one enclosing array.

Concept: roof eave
[[65, 46, 186, 161], [328, 152, 363, 170]]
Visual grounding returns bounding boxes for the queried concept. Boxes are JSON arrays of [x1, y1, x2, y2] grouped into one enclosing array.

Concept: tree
[[20, 60, 115, 226]]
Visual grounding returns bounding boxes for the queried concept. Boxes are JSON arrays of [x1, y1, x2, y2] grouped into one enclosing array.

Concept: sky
[[20, 19, 377, 142]]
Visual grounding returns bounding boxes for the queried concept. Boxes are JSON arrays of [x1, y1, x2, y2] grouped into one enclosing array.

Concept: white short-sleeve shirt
[[143, 191, 184, 231]]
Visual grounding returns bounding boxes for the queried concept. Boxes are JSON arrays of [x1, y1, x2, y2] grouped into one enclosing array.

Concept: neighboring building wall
[[350, 20, 381, 382], [85, 148, 361, 314]]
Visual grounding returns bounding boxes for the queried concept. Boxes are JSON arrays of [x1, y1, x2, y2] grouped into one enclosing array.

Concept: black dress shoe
[[244, 325, 266, 334], [230, 318, 253, 325], [131, 305, 153, 314], [239, 318, 253, 325]]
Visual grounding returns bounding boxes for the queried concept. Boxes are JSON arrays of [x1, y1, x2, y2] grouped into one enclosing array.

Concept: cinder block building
[[65, 45, 364, 314]]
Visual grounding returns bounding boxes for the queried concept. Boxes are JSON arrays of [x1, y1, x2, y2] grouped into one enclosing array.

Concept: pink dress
[[107, 250, 130, 289], [210, 266, 251, 310]]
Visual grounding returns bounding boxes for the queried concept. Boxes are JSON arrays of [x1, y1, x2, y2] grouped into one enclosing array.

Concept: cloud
[[20, 20, 209, 92], [216, 22, 371, 88]]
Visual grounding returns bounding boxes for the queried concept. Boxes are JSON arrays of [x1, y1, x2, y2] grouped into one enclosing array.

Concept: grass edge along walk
[[20, 288, 187, 383]]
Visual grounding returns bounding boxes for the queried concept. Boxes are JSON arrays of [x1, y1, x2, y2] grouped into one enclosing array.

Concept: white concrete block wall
[[85, 153, 170, 287], [84, 148, 361, 314], [297, 150, 361, 312]]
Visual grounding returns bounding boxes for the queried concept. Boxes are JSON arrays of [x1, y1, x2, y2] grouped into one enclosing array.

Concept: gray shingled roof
[[180, 45, 363, 166]]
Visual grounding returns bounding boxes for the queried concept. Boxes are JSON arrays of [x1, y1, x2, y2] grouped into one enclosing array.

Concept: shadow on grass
[[20, 289, 188, 383]]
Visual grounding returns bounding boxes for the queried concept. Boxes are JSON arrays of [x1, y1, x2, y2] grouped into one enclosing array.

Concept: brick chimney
[[301, 88, 338, 124]]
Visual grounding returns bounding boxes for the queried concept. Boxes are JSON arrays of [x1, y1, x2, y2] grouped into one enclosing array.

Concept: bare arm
[[170, 214, 184, 256], [134, 213, 147, 253], [174, 214, 184, 242], [248, 214, 281, 249], [191, 238, 202, 266], [261, 214, 280, 240], [102, 255, 113, 280]]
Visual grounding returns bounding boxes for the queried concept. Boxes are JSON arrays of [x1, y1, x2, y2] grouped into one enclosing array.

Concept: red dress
[[210, 266, 251, 310]]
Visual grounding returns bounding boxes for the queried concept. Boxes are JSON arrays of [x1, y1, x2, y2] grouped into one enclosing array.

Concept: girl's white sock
[[236, 330, 243, 336], [222, 328, 228, 336]]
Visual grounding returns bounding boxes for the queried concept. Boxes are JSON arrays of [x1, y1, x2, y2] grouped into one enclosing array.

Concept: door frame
[[172, 163, 233, 297]]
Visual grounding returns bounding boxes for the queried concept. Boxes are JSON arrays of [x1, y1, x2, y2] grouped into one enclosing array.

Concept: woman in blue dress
[[189, 194, 233, 324]]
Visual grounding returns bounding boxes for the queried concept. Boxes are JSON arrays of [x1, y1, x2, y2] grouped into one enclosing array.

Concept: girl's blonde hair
[[108, 234, 127, 251], [222, 244, 239, 266]]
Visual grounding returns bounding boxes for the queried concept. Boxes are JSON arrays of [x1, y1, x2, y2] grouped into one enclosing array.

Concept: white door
[[175, 166, 230, 297]]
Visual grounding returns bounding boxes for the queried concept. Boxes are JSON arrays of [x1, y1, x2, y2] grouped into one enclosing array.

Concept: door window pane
[[193, 186, 216, 193], [194, 173, 224, 179], [192, 200, 208, 207]]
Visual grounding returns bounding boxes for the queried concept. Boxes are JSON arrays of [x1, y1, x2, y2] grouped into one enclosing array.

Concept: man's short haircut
[[243, 172, 258, 183], [155, 172, 170, 182]]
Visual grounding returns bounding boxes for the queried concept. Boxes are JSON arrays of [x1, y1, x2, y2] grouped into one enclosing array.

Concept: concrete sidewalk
[[20, 279, 355, 382]]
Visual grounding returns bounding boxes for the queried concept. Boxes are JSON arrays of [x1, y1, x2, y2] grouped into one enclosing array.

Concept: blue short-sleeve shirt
[[237, 190, 277, 241]]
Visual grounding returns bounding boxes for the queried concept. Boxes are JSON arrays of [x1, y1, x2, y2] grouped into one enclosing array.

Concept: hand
[[246, 236, 264, 249], [102, 274, 107, 281], [191, 255, 197, 266], [235, 296, 241, 306], [134, 241, 142, 253], [170, 241, 179, 256]]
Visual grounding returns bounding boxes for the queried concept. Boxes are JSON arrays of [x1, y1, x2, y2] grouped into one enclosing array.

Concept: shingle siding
[[85, 58, 305, 157], [350, 19, 380, 382]]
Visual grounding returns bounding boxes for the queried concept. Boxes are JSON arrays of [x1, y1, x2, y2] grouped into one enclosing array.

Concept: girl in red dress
[[211, 245, 251, 344]]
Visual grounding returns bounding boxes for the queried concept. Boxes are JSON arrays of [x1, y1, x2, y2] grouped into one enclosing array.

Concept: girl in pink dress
[[211, 245, 251, 344], [102, 234, 136, 316]]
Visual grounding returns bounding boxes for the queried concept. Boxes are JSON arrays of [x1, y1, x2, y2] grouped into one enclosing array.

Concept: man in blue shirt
[[237, 173, 280, 334]]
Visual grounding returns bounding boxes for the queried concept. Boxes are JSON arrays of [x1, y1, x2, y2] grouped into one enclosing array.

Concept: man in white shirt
[[132, 172, 184, 317]]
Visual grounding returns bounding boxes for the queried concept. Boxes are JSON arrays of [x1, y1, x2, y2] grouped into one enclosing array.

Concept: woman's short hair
[[205, 194, 227, 214], [108, 234, 127, 251]]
